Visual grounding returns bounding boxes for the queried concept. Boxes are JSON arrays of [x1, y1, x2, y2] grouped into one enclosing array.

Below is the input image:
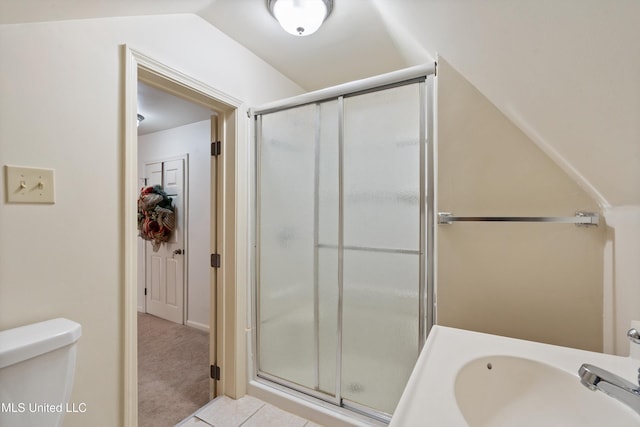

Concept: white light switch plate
[[5, 165, 55, 204]]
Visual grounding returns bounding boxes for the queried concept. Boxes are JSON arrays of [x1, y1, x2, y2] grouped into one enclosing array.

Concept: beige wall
[[0, 14, 302, 427], [436, 58, 605, 351]]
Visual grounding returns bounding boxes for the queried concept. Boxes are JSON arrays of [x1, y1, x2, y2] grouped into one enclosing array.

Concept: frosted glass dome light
[[268, 0, 333, 37]]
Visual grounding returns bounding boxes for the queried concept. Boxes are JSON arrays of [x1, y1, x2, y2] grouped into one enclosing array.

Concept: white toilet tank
[[0, 318, 82, 427]]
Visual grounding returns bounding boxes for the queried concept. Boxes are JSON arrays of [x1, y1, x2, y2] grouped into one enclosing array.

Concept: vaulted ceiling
[[1, 0, 638, 207]]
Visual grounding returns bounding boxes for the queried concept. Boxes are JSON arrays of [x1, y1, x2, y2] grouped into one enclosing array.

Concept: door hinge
[[210, 364, 221, 381], [211, 141, 221, 156], [144, 288, 147, 296], [211, 253, 221, 268]]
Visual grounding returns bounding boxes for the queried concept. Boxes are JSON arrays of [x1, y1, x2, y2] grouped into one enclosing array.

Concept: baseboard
[[186, 319, 209, 332]]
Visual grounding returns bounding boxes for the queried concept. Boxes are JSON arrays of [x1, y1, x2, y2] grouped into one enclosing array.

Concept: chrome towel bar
[[438, 211, 599, 226]]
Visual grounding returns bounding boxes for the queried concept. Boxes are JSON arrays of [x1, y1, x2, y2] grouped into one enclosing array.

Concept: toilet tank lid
[[0, 318, 81, 369]]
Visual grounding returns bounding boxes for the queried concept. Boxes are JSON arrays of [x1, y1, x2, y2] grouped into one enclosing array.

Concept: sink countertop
[[390, 326, 640, 427]]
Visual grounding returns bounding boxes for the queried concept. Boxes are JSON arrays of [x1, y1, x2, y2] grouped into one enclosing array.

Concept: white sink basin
[[455, 355, 638, 427], [390, 326, 640, 427]]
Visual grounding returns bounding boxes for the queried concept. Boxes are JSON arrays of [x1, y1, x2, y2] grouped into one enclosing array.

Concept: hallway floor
[[138, 312, 210, 427]]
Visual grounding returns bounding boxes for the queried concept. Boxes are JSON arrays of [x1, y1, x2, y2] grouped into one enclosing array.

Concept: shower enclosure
[[252, 65, 435, 422]]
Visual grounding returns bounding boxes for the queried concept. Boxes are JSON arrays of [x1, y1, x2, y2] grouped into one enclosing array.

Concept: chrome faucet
[[578, 329, 640, 416], [579, 364, 640, 415]]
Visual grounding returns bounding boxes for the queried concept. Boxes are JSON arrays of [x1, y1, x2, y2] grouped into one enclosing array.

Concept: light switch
[[5, 165, 55, 204]]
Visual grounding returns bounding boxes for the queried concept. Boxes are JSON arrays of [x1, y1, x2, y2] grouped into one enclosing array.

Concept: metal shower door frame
[[250, 64, 436, 423]]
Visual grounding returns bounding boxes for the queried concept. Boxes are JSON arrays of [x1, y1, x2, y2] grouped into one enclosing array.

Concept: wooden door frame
[[123, 45, 245, 426]]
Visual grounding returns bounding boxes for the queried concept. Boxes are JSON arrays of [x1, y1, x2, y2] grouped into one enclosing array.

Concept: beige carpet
[[138, 313, 210, 427]]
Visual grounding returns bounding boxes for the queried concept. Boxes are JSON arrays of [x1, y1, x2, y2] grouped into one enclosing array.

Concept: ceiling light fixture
[[267, 0, 333, 37]]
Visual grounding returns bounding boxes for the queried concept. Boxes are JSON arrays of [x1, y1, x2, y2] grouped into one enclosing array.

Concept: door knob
[[173, 249, 183, 255]]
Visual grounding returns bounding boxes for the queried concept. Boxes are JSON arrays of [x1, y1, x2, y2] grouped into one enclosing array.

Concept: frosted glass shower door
[[257, 101, 339, 398], [255, 73, 432, 421], [341, 84, 422, 415]]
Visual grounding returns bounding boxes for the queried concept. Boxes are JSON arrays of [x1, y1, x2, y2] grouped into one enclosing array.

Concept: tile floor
[[176, 395, 322, 427]]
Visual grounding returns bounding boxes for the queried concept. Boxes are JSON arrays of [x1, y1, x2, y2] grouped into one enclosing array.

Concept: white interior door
[[145, 158, 185, 324]]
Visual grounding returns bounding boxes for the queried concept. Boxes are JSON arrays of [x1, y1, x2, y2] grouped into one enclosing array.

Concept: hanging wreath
[[137, 185, 175, 251]]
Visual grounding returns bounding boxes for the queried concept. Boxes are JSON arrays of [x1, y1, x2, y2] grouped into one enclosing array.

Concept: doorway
[[137, 79, 214, 329], [124, 46, 243, 425], [136, 82, 214, 425]]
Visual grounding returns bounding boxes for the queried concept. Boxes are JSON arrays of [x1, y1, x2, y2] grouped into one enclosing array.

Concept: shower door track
[[251, 64, 436, 424]]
